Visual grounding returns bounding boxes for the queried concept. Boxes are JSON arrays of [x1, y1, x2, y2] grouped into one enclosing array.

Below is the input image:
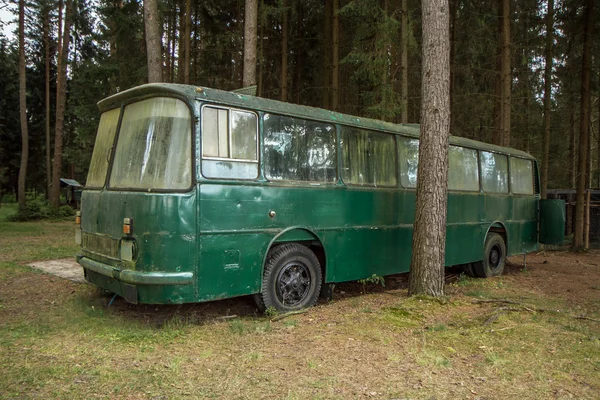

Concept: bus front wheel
[[473, 233, 506, 278], [255, 243, 323, 313]]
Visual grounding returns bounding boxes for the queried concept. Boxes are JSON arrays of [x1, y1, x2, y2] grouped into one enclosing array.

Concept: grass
[[0, 213, 599, 399]]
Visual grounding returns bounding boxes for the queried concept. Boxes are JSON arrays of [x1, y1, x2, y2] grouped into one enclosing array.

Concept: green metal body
[[77, 84, 558, 305]]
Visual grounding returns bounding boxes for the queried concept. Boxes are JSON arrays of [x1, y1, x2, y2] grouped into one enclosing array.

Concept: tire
[[473, 233, 506, 278], [255, 243, 322, 313]]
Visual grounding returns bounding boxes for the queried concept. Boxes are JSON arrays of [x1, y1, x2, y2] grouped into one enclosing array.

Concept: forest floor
[[0, 203, 599, 399]]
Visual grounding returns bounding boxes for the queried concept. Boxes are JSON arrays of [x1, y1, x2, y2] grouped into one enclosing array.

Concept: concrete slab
[[28, 258, 86, 284]]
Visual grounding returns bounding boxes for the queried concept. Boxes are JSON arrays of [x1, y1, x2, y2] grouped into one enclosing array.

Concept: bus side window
[[509, 157, 534, 195], [399, 137, 419, 188], [201, 106, 258, 180], [480, 151, 508, 193], [263, 114, 336, 183], [340, 127, 397, 187], [448, 146, 479, 191]]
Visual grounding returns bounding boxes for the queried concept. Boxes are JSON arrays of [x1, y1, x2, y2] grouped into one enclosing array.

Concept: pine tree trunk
[[44, 5, 51, 200], [408, 0, 450, 298], [573, 0, 593, 250], [500, 0, 511, 147], [400, 0, 408, 123], [331, 0, 340, 111], [165, 3, 172, 81], [540, 0, 553, 199], [50, 0, 73, 209], [322, 0, 332, 109], [144, 0, 163, 83], [18, 0, 29, 211], [280, 0, 288, 102], [257, 0, 265, 96], [243, 0, 258, 87], [183, 0, 191, 84]]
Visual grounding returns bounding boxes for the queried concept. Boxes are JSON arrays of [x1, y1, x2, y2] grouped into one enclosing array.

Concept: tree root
[[270, 310, 308, 321], [473, 299, 599, 324]]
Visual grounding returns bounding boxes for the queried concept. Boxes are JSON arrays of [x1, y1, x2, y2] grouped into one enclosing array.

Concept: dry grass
[[0, 208, 599, 399]]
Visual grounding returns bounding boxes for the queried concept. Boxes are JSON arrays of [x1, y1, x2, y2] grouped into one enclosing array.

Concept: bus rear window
[[86, 108, 120, 188], [109, 97, 192, 190]]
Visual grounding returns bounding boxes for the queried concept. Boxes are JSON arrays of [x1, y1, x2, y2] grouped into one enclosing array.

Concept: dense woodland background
[[0, 0, 599, 203]]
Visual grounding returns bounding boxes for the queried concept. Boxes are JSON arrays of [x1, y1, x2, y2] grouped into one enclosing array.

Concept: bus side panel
[[197, 184, 411, 299], [445, 192, 486, 265], [328, 188, 410, 283], [507, 196, 539, 255]]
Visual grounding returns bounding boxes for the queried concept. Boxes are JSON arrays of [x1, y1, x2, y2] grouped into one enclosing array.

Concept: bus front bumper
[[77, 256, 194, 304]]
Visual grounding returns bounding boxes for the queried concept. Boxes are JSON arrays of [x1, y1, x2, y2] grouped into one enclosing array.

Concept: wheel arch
[[262, 227, 327, 279], [484, 221, 509, 256]]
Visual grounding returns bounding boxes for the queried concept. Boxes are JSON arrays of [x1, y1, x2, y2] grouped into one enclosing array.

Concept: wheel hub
[[277, 263, 311, 306]]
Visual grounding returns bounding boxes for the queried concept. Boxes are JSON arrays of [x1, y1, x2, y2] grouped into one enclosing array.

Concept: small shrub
[[10, 194, 75, 221]]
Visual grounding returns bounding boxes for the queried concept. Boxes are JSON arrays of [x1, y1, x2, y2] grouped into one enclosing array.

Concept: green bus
[[76, 83, 564, 311]]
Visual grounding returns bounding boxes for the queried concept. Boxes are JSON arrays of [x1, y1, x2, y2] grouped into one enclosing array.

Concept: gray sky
[[0, 4, 16, 40]]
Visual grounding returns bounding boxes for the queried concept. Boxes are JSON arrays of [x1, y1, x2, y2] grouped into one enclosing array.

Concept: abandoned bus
[[75, 83, 564, 311]]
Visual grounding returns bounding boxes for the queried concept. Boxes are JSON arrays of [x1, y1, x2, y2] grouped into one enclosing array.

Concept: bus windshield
[[109, 97, 192, 190]]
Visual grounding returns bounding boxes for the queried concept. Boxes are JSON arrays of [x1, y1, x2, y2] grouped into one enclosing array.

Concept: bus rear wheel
[[255, 243, 322, 313], [473, 233, 506, 278]]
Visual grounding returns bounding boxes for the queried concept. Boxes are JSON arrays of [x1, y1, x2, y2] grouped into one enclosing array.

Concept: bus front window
[[109, 97, 192, 190], [86, 108, 120, 188]]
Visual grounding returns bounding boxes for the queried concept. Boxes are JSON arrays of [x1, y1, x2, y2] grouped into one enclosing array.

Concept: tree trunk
[[331, 0, 340, 111], [144, 0, 163, 83], [280, 0, 288, 101], [44, 4, 51, 200], [322, 0, 332, 109], [165, 2, 172, 82], [183, 0, 191, 84], [500, 0, 511, 147], [540, 0, 553, 199], [573, 0, 593, 250], [258, 0, 265, 96], [408, 0, 450, 297], [18, 0, 29, 211], [243, 0, 258, 87], [400, 0, 408, 123], [50, 0, 73, 209]]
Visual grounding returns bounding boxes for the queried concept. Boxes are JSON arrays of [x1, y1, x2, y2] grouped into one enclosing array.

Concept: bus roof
[[98, 83, 535, 160]]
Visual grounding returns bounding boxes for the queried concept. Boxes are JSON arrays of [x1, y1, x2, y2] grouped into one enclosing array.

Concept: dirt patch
[[27, 258, 86, 284]]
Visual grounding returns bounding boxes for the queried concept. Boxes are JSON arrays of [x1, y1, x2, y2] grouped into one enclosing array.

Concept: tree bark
[[144, 0, 163, 83], [243, 0, 258, 87], [280, 0, 288, 102], [331, 0, 340, 111], [322, 0, 332, 109], [500, 0, 511, 147], [540, 0, 553, 199], [400, 0, 408, 123], [258, 0, 265, 96], [50, 0, 73, 209], [573, 0, 593, 250], [408, 0, 450, 297], [183, 0, 191, 84], [18, 0, 29, 211], [44, 4, 51, 200]]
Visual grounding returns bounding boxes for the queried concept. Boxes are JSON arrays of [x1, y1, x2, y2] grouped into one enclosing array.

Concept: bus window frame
[[105, 94, 197, 193], [85, 104, 124, 190], [200, 103, 260, 181], [339, 126, 399, 189], [508, 156, 536, 196], [262, 112, 339, 185], [447, 145, 480, 193], [478, 150, 510, 195]]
